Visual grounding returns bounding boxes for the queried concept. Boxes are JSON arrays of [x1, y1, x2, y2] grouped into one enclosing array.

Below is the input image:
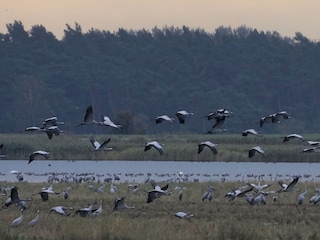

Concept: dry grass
[[1, 181, 320, 240]]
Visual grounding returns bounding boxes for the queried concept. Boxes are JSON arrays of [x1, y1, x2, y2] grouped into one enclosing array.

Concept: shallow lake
[[1, 160, 320, 183]]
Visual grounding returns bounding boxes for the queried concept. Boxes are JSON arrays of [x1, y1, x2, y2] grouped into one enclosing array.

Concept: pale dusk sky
[[0, 0, 319, 40]]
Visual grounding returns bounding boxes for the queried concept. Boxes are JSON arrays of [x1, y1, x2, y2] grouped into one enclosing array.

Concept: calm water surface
[[1, 160, 319, 183]]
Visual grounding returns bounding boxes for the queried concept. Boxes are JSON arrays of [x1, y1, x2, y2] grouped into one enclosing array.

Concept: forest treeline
[[0, 20, 319, 135]]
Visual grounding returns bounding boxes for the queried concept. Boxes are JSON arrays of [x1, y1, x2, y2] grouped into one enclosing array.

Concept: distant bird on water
[[76, 105, 93, 126], [29, 150, 50, 164], [175, 110, 194, 124], [144, 141, 164, 155], [198, 141, 218, 155]]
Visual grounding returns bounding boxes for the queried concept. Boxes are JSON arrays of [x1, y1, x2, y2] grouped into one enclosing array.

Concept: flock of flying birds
[[19, 105, 319, 162], [2, 105, 320, 227]]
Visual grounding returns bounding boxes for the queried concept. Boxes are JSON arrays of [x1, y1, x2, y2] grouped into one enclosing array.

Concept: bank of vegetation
[[0, 134, 319, 162]]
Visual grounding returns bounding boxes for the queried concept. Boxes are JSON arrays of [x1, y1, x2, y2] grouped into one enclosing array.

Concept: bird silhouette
[[144, 141, 164, 155], [242, 128, 260, 137], [50, 206, 74, 216], [248, 146, 265, 158], [174, 211, 194, 219], [76, 105, 94, 126], [5, 187, 32, 209], [11, 209, 24, 227], [282, 134, 304, 143], [175, 110, 194, 124], [198, 141, 218, 155], [90, 137, 112, 151], [147, 185, 170, 203], [155, 115, 175, 124], [278, 176, 300, 193], [29, 210, 40, 227], [29, 150, 50, 164], [114, 197, 135, 210], [93, 116, 122, 129]]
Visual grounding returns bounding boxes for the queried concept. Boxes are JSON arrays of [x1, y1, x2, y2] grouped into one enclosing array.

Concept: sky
[[0, 0, 319, 41]]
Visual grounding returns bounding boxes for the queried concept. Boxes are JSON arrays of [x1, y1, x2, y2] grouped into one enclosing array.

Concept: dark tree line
[[0, 20, 320, 134]]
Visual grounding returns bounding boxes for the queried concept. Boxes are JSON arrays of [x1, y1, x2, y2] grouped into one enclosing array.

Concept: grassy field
[[1, 133, 319, 239], [0, 133, 319, 162], [1, 181, 320, 240]]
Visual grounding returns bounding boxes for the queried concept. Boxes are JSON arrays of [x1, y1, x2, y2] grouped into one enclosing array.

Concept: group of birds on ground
[[5, 171, 320, 227], [3, 177, 176, 227]]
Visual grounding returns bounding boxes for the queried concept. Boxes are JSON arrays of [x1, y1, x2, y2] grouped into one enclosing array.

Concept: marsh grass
[[1, 181, 320, 239], [0, 133, 319, 163]]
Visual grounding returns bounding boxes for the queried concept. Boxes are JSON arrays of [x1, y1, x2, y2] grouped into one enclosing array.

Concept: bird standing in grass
[[11, 209, 24, 227], [29, 210, 40, 227], [297, 188, 308, 205]]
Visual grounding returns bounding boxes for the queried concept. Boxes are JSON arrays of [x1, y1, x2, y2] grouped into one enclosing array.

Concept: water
[[1, 160, 320, 183]]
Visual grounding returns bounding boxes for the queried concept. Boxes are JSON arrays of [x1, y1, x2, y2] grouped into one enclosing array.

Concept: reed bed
[[0, 133, 319, 162], [1, 181, 320, 240]]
